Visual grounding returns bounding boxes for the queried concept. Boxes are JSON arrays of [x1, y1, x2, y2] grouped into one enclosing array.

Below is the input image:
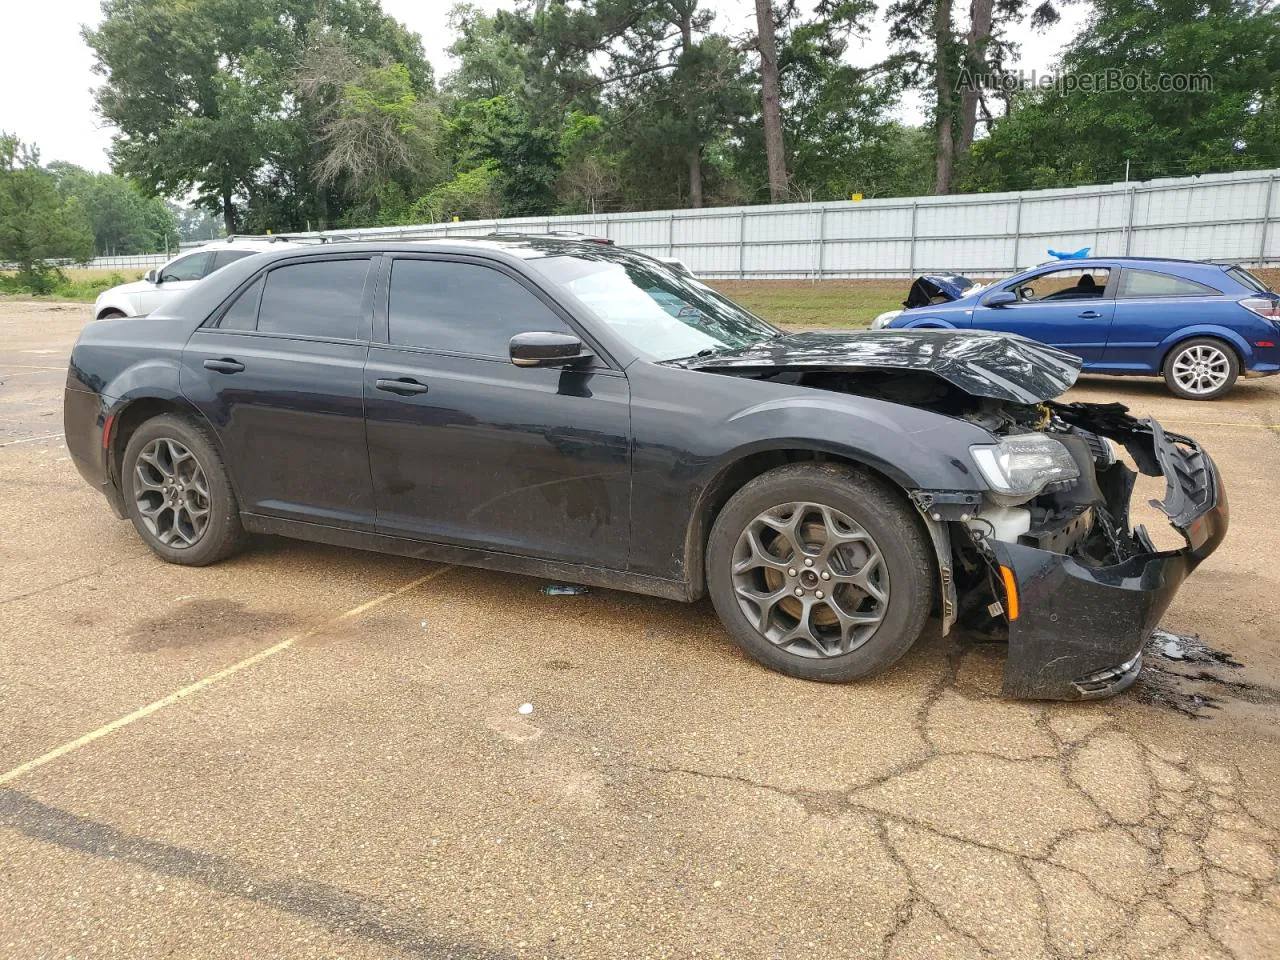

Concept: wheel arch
[[896, 317, 957, 329], [1158, 327, 1249, 373], [681, 444, 930, 601], [106, 395, 231, 499]]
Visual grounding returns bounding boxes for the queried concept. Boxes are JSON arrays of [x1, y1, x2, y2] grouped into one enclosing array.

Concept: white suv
[[92, 238, 303, 320]]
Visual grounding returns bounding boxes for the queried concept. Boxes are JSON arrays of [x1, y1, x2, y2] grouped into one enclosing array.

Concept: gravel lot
[[2, 300, 1278, 959]]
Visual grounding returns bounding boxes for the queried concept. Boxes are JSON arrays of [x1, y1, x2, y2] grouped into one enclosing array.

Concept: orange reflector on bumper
[[999, 565, 1020, 621]]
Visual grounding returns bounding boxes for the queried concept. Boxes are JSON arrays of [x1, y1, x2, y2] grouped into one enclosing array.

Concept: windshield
[[530, 252, 781, 361]]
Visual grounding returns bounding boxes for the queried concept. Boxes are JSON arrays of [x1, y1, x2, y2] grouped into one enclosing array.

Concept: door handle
[[1078, 310, 1102, 319], [375, 377, 429, 396], [203, 358, 245, 374]]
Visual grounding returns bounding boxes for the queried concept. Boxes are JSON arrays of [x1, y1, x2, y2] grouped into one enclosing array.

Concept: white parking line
[[0, 433, 63, 447]]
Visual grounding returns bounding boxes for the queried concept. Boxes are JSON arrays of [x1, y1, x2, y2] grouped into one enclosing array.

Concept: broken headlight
[[970, 434, 1080, 505]]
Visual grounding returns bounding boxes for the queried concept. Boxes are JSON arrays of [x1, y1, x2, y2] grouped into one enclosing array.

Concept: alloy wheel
[[1170, 344, 1231, 396], [133, 438, 211, 548], [730, 501, 889, 659]]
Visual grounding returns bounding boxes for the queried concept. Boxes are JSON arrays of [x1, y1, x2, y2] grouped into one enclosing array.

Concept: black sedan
[[64, 237, 1228, 700]]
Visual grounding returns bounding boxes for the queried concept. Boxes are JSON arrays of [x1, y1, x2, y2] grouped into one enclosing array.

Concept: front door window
[[1008, 267, 1111, 303]]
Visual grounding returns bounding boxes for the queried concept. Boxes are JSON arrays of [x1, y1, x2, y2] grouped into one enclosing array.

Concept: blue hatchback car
[[877, 258, 1280, 399]]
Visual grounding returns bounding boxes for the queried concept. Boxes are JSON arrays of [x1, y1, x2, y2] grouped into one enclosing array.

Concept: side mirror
[[144, 269, 159, 284], [984, 291, 1017, 307], [510, 331, 592, 368]]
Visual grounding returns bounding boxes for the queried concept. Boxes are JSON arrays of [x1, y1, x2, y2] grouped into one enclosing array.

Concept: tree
[[47, 163, 178, 255], [754, 0, 789, 202], [445, 96, 563, 217], [85, 0, 293, 233], [444, 3, 527, 101], [964, 0, 1280, 190], [86, 0, 437, 234], [0, 136, 95, 291], [168, 203, 225, 242], [603, 2, 751, 208], [298, 48, 443, 225]]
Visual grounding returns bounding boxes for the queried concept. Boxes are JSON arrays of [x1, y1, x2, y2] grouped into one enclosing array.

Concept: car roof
[[1028, 256, 1235, 271], [1019, 256, 1248, 287], [210, 234, 662, 267]]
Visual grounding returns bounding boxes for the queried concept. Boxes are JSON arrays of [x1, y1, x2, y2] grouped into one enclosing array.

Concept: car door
[[364, 254, 632, 569], [970, 265, 1116, 363], [180, 255, 378, 529], [1101, 268, 1226, 372], [137, 251, 214, 315]]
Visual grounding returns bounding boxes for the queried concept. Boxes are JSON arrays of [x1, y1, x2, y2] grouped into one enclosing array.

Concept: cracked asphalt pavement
[[2, 301, 1278, 958]]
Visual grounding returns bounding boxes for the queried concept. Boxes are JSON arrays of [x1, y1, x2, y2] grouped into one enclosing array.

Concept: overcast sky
[[1, 0, 1087, 173]]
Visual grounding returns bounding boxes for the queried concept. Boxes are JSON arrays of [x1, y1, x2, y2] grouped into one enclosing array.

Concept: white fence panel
[[48, 168, 1280, 279]]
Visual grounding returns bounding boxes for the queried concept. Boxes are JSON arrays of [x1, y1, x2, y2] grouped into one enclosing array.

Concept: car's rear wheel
[[706, 463, 935, 683], [122, 414, 246, 565], [1163, 337, 1238, 400]]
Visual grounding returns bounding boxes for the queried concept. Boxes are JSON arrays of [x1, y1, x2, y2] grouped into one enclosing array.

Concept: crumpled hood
[[669, 329, 1082, 404], [904, 274, 976, 309]]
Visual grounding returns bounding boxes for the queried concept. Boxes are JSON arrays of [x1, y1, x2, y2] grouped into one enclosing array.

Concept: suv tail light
[[1241, 296, 1280, 319]]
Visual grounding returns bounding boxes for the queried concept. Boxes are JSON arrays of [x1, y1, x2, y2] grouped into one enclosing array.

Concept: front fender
[[93, 293, 138, 319], [710, 394, 990, 492]]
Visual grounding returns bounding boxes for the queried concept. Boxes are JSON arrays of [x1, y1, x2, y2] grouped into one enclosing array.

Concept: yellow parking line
[[0, 566, 453, 787]]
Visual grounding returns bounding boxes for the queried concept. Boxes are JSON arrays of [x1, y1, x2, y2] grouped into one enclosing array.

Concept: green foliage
[[734, 5, 931, 201], [0, 269, 140, 301], [70, 0, 1280, 232], [964, 0, 1280, 189], [47, 162, 178, 255], [408, 161, 502, 223], [445, 96, 562, 217], [168, 203, 224, 242], [0, 135, 96, 290], [86, 0, 437, 232]]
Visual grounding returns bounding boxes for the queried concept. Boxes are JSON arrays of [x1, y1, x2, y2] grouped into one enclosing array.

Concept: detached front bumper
[[992, 416, 1227, 700]]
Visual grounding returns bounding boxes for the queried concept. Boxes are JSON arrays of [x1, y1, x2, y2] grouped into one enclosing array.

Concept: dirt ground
[[2, 300, 1279, 959]]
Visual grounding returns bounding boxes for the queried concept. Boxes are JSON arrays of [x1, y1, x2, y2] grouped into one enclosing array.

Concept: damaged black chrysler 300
[[63, 237, 1227, 700]]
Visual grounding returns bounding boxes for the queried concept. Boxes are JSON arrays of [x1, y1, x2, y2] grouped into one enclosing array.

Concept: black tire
[[1162, 337, 1239, 400], [705, 462, 935, 683], [97, 309, 127, 320], [121, 413, 247, 566]]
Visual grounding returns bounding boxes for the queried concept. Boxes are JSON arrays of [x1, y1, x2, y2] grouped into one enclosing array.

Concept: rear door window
[[255, 259, 371, 340], [218, 276, 264, 330], [1118, 270, 1219, 298], [387, 259, 570, 358], [211, 250, 256, 271]]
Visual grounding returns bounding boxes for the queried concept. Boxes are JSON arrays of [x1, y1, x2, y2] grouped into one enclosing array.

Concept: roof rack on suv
[[221, 233, 330, 244], [485, 229, 614, 245]]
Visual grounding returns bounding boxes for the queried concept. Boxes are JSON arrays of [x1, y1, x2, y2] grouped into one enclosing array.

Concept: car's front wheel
[[1163, 337, 1239, 400], [706, 463, 935, 683], [122, 414, 246, 565]]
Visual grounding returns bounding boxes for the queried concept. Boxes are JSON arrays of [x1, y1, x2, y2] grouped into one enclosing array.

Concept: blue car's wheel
[[1163, 337, 1239, 400]]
